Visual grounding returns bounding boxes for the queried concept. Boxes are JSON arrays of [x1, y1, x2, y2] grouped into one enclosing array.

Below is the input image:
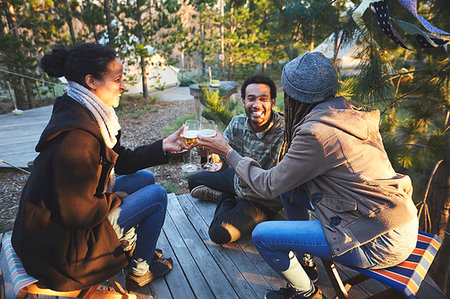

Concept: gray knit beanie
[[281, 52, 338, 103]]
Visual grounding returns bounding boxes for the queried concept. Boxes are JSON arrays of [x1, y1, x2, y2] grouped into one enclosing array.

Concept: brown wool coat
[[12, 94, 168, 291]]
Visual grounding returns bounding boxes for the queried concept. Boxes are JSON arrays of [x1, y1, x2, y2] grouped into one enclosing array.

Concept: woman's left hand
[[162, 125, 189, 153], [197, 126, 232, 157]]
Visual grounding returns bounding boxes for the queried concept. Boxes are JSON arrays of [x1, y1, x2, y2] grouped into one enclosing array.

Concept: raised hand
[[197, 126, 232, 158], [162, 125, 188, 153]]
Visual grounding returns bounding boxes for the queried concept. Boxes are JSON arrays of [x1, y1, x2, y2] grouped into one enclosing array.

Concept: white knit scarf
[[67, 81, 121, 149]]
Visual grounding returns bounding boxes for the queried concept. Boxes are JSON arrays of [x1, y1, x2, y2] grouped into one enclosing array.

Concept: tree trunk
[[3, 2, 28, 109], [136, 0, 147, 99], [24, 79, 36, 109], [63, 0, 76, 44], [13, 79, 27, 109], [227, 7, 233, 81], [85, 0, 99, 42], [5, 64, 27, 110], [140, 57, 149, 100], [425, 160, 449, 295], [219, 0, 225, 77], [104, 0, 114, 45], [200, 15, 205, 75]]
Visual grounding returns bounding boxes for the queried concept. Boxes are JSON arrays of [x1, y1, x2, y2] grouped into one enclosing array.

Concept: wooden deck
[[1, 193, 446, 298], [0, 105, 52, 169]]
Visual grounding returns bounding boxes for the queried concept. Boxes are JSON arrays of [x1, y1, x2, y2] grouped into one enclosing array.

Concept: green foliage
[[352, 45, 395, 104], [198, 85, 244, 130], [1, 0, 448, 208], [160, 181, 178, 193], [274, 92, 285, 113], [163, 113, 196, 135], [179, 79, 196, 87], [378, 58, 450, 203], [115, 94, 159, 119], [114, 0, 181, 97]]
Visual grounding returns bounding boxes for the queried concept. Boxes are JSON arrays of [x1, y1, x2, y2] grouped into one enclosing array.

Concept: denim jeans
[[252, 189, 377, 294], [188, 167, 237, 196], [107, 170, 167, 276], [188, 167, 275, 244]]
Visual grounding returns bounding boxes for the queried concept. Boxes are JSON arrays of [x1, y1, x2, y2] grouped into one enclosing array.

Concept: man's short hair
[[241, 75, 277, 100]]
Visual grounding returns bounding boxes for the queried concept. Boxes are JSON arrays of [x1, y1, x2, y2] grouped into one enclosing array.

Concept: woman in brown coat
[[12, 43, 186, 292]]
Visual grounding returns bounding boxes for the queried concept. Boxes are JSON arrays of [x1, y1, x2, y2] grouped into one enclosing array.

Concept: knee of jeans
[[146, 184, 167, 211], [137, 170, 156, 185], [187, 173, 201, 191], [252, 222, 270, 249], [209, 224, 232, 244]]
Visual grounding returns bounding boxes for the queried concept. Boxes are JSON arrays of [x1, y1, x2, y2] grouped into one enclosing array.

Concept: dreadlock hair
[[277, 92, 319, 163]]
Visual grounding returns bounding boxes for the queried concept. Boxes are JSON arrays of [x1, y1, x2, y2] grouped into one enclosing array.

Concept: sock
[[281, 251, 314, 294]]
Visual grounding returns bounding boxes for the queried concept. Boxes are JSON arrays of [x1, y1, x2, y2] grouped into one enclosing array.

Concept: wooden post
[[35, 81, 42, 102], [194, 95, 200, 120], [6, 81, 17, 110]]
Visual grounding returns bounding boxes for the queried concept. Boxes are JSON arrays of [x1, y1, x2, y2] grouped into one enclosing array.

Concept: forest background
[[0, 0, 449, 293]]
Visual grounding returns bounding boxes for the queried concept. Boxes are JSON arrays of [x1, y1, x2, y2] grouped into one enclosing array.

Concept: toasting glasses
[[199, 120, 221, 172], [181, 119, 201, 172]]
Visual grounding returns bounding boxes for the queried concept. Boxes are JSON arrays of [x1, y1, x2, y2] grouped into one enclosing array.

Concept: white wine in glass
[[199, 120, 221, 172], [183, 130, 200, 146], [182, 120, 200, 172]]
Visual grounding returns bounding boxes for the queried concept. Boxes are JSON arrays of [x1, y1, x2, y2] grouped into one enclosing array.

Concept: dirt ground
[[0, 99, 197, 232]]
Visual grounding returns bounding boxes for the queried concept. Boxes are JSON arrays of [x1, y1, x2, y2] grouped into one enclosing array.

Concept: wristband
[[226, 148, 234, 159]]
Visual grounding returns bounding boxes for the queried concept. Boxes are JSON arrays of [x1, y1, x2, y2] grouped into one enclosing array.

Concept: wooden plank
[[416, 274, 447, 298], [0, 135, 42, 145], [308, 212, 375, 298], [166, 193, 239, 299], [185, 194, 279, 297], [177, 194, 259, 298], [152, 224, 194, 299], [0, 105, 51, 168], [236, 234, 286, 290], [163, 195, 215, 298], [0, 121, 47, 130]]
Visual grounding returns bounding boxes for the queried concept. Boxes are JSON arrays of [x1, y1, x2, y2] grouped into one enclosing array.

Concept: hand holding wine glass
[[197, 126, 232, 158], [198, 120, 222, 171], [181, 119, 200, 172], [162, 125, 188, 153]]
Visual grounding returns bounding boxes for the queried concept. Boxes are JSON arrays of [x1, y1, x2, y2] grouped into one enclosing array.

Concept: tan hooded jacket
[[228, 97, 417, 256]]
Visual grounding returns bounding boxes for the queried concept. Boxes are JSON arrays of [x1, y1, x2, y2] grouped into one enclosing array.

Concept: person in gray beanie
[[197, 52, 418, 299]]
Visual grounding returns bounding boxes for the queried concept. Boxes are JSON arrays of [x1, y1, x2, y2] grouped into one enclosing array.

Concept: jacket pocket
[[321, 195, 357, 213], [317, 195, 360, 230]]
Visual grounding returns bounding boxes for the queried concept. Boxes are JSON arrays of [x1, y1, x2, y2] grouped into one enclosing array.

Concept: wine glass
[[181, 119, 201, 172], [199, 120, 221, 172]]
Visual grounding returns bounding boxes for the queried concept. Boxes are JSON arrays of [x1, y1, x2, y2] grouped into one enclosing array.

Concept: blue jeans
[[188, 167, 276, 244], [252, 189, 377, 293], [107, 170, 167, 276], [188, 167, 237, 196]]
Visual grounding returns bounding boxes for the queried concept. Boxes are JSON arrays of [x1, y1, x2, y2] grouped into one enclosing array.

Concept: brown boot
[[191, 185, 222, 202], [125, 257, 173, 291]]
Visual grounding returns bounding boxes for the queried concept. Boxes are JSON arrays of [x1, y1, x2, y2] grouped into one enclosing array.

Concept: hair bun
[[40, 45, 68, 77]]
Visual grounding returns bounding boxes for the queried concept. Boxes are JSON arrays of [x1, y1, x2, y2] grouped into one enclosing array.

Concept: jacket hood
[[304, 97, 380, 140], [36, 94, 102, 152]]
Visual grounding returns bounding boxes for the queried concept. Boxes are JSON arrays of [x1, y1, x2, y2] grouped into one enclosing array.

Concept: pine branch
[[397, 143, 428, 148], [389, 69, 425, 78], [381, 61, 450, 116]]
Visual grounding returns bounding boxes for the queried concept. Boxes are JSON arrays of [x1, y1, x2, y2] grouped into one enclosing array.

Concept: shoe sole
[[126, 258, 173, 290]]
